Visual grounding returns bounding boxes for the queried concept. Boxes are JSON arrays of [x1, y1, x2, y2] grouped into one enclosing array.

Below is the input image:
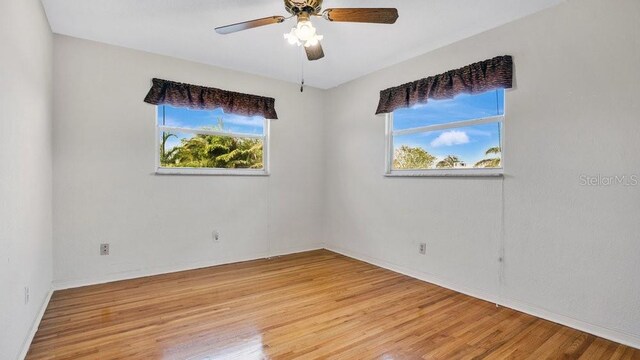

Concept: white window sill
[[155, 167, 269, 176], [385, 169, 503, 177]]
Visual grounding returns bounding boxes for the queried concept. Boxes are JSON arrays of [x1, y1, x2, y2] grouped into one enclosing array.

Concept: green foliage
[[436, 155, 461, 168], [160, 132, 178, 164], [393, 145, 436, 169], [474, 158, 501, 168], [475, 147, 501, 168], [393, 145, 502, 170], [160, 132, 263, 169]]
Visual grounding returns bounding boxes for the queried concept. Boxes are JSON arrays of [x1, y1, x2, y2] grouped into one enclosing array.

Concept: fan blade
[[305, 41, 324, 61], [323, 8, 398, 24], [215, 16, 286, 35]]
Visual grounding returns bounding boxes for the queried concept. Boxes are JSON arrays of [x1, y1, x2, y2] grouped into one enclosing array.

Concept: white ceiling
[[41, 0, 563, 89]]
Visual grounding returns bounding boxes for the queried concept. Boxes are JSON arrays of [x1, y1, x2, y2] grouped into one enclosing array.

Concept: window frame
[[384, 93, 505, 177], [154, 106, 271, 176]]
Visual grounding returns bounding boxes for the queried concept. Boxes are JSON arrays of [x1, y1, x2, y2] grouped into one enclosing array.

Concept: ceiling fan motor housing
[[284, 0, 323, 15]]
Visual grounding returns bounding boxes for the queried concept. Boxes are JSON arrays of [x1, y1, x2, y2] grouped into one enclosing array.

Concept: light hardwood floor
[[28, 250, 639, 359]]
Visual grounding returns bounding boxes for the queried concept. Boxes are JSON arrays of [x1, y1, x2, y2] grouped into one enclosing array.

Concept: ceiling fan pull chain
[[300, 47, 305, 92]]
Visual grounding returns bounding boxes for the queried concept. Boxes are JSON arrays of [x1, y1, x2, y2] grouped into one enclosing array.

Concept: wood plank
[[26, 250, 640, 359], [324, 8, 399, 24]]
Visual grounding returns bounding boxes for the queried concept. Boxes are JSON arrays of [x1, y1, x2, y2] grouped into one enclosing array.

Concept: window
[[385, 89, 505, 176], [156, 105, 269, 175]]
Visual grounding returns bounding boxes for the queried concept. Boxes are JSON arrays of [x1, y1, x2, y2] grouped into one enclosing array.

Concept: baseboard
[[18, 288, 53, 360], [325, 245, 640, 350], [52, 244, 324, 290]]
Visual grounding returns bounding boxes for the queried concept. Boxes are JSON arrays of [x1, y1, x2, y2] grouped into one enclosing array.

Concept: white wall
[[23, 0, 638, 352], [0, 0, 53, 358], [324, 0, 640, 348], [52, 35, 325, 288]]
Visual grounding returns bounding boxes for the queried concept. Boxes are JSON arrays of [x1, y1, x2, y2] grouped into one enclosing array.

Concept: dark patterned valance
[[375, 55, 513, 114], [144, 78, 278, 119]]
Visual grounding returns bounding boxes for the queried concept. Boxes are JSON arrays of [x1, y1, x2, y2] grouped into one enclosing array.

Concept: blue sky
[[393, 90, 504, 166], [158, 106, 264, 150]]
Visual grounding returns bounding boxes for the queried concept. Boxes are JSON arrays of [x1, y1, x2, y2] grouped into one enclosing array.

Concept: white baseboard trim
[[52, 245, 324, 291], [326, 245, 640, 350], [18, 288, 53, 360]]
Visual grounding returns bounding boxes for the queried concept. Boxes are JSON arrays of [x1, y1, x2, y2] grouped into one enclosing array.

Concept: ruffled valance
[[376, 55, 513, 114], [144, 78, 278, 119]]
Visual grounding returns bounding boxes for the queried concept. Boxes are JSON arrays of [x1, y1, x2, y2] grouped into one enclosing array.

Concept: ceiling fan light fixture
[[284, 28, 301, 46], [284, 15, 324, 48], [294, 19, 316, 41]]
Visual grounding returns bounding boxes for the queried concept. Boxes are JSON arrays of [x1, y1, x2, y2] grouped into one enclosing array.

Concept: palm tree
[[436, 155, 461, 168], [163, 134, 263, 169], [160, 132, 178, 164], [393, 146, 436, 169], [214, 137, 263, 168], [475, 147, 501, 168]]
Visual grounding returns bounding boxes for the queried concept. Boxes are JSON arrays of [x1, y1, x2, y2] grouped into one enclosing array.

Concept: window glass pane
[[392, 90, 504, 131], [157, 106, 264, 135], [159, 131, 263, 169], [392, 122, 502, 170]]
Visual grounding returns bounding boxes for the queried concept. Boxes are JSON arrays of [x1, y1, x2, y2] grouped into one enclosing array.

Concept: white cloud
[[430, 130, 470, 147], [221, 114, 263, 126]]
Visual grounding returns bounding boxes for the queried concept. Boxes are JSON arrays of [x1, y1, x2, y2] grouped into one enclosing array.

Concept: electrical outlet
[[100, 243, 110, 255], [212, 230, 220, 242], [24, 287, 30, 304], [419, 243, 427, 255]]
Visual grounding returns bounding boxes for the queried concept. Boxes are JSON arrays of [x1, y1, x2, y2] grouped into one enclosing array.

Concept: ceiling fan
[[214, 0, 399, 61]]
